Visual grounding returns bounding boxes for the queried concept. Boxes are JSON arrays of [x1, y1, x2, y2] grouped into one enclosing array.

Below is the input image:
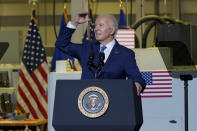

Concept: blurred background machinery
[[0, 71, 18, 116]]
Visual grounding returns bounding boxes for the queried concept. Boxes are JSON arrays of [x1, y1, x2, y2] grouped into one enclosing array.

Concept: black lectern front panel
[[53, 79, 143, 131]]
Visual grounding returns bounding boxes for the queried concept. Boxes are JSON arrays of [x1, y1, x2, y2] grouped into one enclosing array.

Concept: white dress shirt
[[100, 39, 115, 63], [67, 21, 76, 29]]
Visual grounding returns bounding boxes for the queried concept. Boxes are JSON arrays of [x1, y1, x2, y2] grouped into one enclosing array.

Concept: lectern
[[53, 79, 143, 131]]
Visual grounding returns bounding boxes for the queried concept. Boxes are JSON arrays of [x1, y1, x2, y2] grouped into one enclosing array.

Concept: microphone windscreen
[[99, 53, 105, 61], [89, 52, 94, 60]]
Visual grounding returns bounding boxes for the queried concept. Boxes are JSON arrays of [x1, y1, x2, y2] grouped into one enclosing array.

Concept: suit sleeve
[[55, 25, 83, 61], [124, 51, 146, 90]]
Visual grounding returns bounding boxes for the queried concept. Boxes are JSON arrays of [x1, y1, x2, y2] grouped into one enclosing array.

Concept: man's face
[[94, 16, 114, 44]]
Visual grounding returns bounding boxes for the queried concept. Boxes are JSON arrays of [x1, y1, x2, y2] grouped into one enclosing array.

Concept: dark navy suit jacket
[[55, 26, 146, 89]]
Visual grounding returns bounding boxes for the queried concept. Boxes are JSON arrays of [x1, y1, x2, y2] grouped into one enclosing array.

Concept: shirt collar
[[100, 39, 115, 50]]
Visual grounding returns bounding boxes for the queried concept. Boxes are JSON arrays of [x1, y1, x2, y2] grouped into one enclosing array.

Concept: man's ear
[[110, 27, 115, 35]]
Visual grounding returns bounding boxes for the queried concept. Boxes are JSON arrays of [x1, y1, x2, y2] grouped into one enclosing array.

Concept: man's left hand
[[135, 82, 142, 96]]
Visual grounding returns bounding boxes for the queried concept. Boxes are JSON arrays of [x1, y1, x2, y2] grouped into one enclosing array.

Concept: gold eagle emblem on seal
[[78, 86, 109, 118]]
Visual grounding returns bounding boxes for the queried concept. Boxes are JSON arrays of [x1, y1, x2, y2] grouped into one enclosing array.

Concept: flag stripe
[[144, 88, 172, 91], [21, 63, 48, 109], [31, 72, 47, 102], [141, 94, 172, 98], [147, 85, 172, 87], [145, 87, 172, 89], [152, 79, 172, 81], [18, 85, 38, 118], [152, 83, 172, 85], [116, 37, 135, 38], [41, 62, 49, 77], [152, 75, 171, 77], [38, 63, 48, 82], [116, 29, 135, 49], [116, 37, 135, 40], [143, 91, 172, 93], [17, 78, 32, 115], [18, 75, 45, 119], [116, 35, 135, 37], [17, 101, 25, 114], [33, 73, 48, 103], [116, 40, 135, 43], [153, 77, 171, 79], [142, 93, 172, 96], [19, 70, 47, 118]]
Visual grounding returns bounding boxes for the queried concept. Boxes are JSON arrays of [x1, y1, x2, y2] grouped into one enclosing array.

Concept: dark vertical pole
[[154, 0, 159, 45], [88, 0, 91, 40], [179, 0, 182, 20], [184, 80, 188, 131], [126, 0, 128, 27], [130, 0, 133, 25], [154, 0, 159, 15], [164, 0, 168, 16], [180, 74, 193, 131]]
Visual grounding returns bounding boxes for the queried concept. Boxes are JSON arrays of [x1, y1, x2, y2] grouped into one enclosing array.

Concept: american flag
[[116, 29, 135, 49], [82, 20, 95, 42], [141, 71, 172, 98], [17, 9, 48, 119], [83, 0, 95, 42]]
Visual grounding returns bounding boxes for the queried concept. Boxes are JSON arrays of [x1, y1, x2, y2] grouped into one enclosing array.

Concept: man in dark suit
[[55, 12, 146, 95]]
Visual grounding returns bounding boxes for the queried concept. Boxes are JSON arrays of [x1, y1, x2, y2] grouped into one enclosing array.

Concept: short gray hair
[[97, 14, 118, 35]]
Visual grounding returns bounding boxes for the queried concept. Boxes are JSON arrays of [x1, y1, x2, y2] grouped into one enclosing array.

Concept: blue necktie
[[100, 45, 107, 53]]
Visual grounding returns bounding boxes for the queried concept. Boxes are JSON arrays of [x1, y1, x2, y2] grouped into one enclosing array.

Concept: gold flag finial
[[28, 0, 38, 6], [120, 0, 123, 7]]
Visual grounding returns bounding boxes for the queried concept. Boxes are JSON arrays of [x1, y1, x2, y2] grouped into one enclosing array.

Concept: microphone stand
[[180, 74, 193, 131], [87, 52, 97, 77]]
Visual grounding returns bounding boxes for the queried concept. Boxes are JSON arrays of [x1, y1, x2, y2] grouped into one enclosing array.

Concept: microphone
[[87, 51, 105, 79], [95, 52, 105, 77], [98, 53, 105, 68], [87, 52, 96, 74]]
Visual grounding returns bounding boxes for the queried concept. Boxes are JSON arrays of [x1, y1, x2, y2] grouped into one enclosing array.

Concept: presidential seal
[[78, 86, 109, 118]]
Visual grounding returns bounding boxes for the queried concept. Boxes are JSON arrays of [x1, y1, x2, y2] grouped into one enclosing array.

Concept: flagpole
[[130, 0, 133, 25], [29, 0, 39, 25], [126, 0, 129, 27], [164, 0, 168, 16], [88, 0, 92, 40]]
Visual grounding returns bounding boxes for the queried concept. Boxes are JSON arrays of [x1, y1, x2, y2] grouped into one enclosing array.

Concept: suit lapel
[[93, 42, 100, 66], [98, 41, 120, 77]]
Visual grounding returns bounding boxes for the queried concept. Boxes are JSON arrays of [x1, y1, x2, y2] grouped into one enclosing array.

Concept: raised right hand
[[71, 12, 91, 26]]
